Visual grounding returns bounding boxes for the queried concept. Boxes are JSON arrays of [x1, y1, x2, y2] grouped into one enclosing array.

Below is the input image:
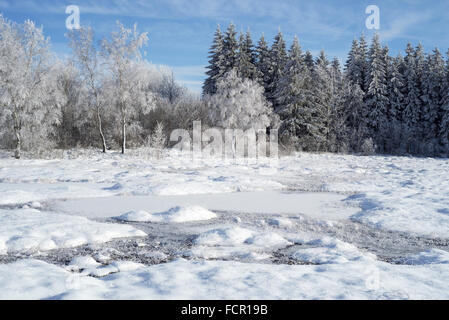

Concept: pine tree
[[235, 31, 258, 80], [403, 43, 425, 154], [221, 23, 239, 75], [304, 50, 315, 71], [255, 34, 271, 93], [328, 58, 349, 153], [385, 54, 406, 153], [267, 30, 288, 109], [364, 34, 389, 152], [358, 34, 369, 92], [421, 48, 445, 153], [345, 39, 362, 88], [439, 49, 449, 153], [343, 82, 366, 152], [314, 50, 333, 151], [203, 25, 225, 96], [275, 37, 323, 150]]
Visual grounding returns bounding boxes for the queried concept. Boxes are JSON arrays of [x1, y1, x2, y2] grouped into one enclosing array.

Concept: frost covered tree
[[255, 34, 271, 95], [203, 25, 225, 96], [421, 48, 445, 153], [345, 35, 369, 93], [53, 61, 83, 148], [275, 38, 323, 150], [102, 22, 150, 154], [0, 16, 60, 158], [235, 31, 258, 81], [207, 69, 272, 131], [403, 43, 425, 153], [221, 23, 239, 76], [439, 50, 449, 153], [343, 83, 366, 152], [267, 30, 288, 109], [149, 121, 166, 159], [157, 70, 186, 104], [364, 35, 389, 151], [385, 55, 406, 153], [67, 27, 109, 153], [328, 58, 349, 153], [314, 50, 334, 151]]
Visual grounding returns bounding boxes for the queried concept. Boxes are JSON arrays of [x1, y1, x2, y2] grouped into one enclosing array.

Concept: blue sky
[[1, 0, 448, 93]]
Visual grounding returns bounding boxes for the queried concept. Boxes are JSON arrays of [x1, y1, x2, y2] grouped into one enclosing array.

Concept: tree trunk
[[14, 129, 21, 159], [13, 109, 21, 159], [121, 117, 126, 154], [96, 107, 107, 153]]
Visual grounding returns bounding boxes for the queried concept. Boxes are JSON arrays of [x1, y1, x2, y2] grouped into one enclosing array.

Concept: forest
[[1, 17, 448, 158]]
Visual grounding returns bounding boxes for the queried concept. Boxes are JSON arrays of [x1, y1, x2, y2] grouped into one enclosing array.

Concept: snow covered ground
[[0, 149, 448, 299]]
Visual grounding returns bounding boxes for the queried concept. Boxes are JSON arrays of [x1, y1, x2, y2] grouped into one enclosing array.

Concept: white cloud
[[380, 11, 434, 41]]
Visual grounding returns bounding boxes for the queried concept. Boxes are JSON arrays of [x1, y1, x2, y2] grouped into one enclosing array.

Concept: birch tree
[[67, 27, 108, 152], [102, 21, 149, 154], [0, 16, 57, 158]]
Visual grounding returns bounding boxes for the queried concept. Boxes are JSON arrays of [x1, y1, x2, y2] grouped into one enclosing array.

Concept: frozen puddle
[[50, 191, 359, 220], [1, 191, 448, 268]]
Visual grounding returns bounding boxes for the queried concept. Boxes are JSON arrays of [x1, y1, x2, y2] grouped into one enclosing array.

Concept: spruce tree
[[255, 34, 271, 95], [222, 23, 239, 75], [403, 43, 424, 153], [203, 25, 225, 95], [364, 34, 389, 151], [439, 49, 449, 153], [275, 37, 323, 150], [267, 30, 287, 109], [235, 31, 258, 80], [422, 48, 445, 152], [386, 54, 406, 153]]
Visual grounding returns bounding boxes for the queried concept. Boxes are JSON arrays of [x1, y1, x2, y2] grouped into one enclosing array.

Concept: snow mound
[[195, 227, 256, 246], [292, 237, 376, 264], [115, 206, 217, 223], [268, 217, 294, 228], [400, 249, 449, 265], [245, 232, 292, 247], [68, 256, 101, 271], [190, 227, 292, 259], [0, 209, 146, 253]]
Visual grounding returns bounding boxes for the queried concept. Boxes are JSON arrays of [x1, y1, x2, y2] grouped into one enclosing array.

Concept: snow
[[1, 257, 449, 300], [114, 206, 217, 223], [292, 237, 377, 264], [0, 208, 146, 253], [1, 150, 449, 299], [400, 249, 449, 265], [195, 227, 257, 246], [189, 226, 292, 260], [1, 150, 443, 237]]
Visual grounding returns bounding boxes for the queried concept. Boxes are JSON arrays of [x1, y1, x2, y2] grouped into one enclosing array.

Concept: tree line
[[0, 15, 198, 159], [203, 23, 449, 156], [1, 16, 449, 158]]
